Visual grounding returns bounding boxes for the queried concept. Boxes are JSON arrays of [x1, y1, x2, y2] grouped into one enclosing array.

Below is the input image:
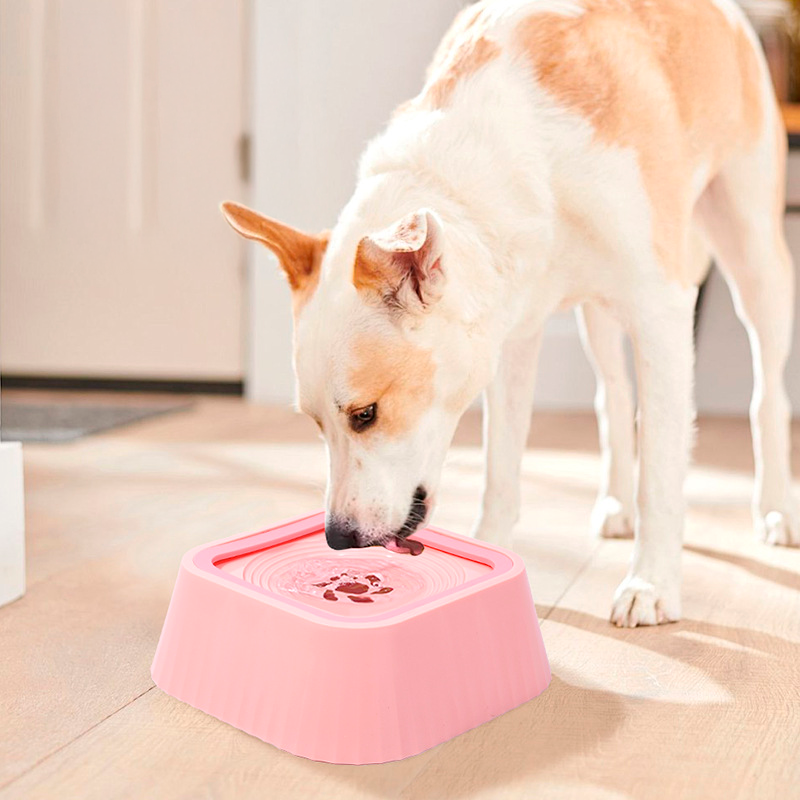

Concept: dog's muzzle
[[325, 485, 429, 552]]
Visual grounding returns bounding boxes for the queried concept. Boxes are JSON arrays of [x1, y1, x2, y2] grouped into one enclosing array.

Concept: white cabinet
[[0, 381, 24, 607]]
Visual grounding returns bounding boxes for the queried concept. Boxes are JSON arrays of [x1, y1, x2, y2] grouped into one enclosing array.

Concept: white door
[[0, 0, 246, 381]]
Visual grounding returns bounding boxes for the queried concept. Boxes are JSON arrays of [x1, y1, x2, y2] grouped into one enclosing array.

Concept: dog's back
[[388, 0, 775, 285]]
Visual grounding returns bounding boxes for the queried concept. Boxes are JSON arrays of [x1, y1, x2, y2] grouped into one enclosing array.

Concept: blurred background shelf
[[782, 102, 800, 146]]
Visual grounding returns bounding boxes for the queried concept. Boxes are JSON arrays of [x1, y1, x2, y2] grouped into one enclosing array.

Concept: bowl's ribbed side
[[151, 554, 550, 764]]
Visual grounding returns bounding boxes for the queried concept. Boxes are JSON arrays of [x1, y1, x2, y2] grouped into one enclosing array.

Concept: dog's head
[[222, 201, 491, 552]]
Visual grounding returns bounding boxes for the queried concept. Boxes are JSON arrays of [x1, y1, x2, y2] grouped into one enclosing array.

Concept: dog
[[222, 0, 797, 627]]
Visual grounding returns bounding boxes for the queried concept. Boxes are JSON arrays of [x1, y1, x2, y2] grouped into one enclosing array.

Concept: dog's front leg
[[472, 332, 542, 548], [611, 290, 696, 627]]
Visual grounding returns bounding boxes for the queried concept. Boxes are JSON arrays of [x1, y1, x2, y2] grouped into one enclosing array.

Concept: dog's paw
[[610, 575, 680, 628], [757, 510, 800, 548], [592, 495, 634, 539]]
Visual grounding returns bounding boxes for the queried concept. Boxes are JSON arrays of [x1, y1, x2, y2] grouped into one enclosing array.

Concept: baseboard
[[0, 441, 25, 607], [0, 375, 244, 396]]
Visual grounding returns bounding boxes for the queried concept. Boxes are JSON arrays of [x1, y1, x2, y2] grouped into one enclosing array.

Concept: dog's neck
[[329, 180, 546, 350], [334, 94, 560, 338]]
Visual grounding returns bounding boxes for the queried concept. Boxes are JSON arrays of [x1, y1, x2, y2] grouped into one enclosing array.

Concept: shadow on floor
[[303, 671, 625, 800], [306, 608, 799, 800], [685, 543, 800, 591]]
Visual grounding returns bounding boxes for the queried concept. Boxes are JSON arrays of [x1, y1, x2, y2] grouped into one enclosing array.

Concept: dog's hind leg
[[577, 303, 636, 539], [695, 131, 798, 547], [472, 332, 542, 548]]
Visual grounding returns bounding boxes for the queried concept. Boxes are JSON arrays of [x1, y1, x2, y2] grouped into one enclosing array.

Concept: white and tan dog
[[223, 0, 797, 627]]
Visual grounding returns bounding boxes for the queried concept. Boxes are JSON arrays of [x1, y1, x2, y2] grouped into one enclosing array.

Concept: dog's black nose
[[325, 518, 359, 550]]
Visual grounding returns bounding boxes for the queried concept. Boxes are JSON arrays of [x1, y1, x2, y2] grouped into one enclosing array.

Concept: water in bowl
[[215, 531, 491, 617]]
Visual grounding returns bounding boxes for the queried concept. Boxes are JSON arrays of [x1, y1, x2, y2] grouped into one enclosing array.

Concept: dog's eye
[[349, 403, 377, 432]]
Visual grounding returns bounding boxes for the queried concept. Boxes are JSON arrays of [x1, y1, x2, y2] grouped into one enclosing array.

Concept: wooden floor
[[2, 391, 799, 800]]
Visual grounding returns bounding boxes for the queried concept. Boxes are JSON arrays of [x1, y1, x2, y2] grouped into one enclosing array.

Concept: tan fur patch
[[425, 35, 501, 108], [347, 333, 435, 438], [352, 238, 386, 295], [515, 0, 764, 284], [399, 3, 500, 113]]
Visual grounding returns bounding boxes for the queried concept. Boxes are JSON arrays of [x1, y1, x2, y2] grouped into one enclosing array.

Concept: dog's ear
[[353, 209, 445, 312], [220, 201, 328, 293]]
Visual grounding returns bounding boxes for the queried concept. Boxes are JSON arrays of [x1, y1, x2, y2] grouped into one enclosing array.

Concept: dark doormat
[[0, 401, 191, 443]]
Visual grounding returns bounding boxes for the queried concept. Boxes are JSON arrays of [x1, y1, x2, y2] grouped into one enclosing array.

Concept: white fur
[[291, 0, 797, 626]]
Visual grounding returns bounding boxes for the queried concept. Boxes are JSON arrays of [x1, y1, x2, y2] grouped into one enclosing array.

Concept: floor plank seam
[[540, 540, 602, 622], [0, 684, 156, 792]]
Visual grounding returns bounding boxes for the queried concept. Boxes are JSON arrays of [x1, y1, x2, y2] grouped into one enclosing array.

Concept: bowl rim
[[185, 511, 524, 628]]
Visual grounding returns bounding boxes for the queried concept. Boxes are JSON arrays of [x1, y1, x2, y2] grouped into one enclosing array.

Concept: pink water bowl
[[151, 512, 551, 764]]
